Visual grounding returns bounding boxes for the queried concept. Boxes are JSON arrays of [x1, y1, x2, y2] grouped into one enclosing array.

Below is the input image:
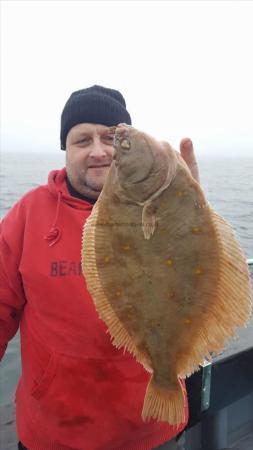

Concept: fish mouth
[[109, 124, 132, 152], [111, 124, 153, 183]]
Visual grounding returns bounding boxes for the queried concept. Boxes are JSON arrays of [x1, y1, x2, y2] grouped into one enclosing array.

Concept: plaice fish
[[81, 124, 252, 425]]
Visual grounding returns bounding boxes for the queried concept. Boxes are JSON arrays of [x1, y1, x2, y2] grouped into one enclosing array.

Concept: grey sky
[[1, 0, 253, 157]]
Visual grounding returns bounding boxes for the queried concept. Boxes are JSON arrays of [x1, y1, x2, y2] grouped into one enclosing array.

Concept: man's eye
[[76, 138, 89, 144]]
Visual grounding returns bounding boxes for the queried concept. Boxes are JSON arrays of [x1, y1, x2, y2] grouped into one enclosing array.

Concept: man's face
[[66, 123, 114, 199]]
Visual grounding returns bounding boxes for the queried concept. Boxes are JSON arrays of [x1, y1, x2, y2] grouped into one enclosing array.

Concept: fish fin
[[208, 210, 252, 333], [142, 375, 186, 426], [82, 202, 150, 368], [142, 203, 157, 240], [177, 209, 252, 378]]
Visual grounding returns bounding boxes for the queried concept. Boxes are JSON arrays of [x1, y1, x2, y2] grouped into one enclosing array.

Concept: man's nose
[[89, 139, 107, 158]]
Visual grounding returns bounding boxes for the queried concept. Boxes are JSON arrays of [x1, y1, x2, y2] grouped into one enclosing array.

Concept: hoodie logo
[[50, 261, 82, 277]]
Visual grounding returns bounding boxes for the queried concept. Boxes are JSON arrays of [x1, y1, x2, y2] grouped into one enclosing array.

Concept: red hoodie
[[0, 168, 188, 450]]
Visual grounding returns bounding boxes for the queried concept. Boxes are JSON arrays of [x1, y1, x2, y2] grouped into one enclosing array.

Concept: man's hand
[[179, 138, 200, 183]]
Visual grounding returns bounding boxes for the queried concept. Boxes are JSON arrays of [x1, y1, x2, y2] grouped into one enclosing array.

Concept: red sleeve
[[0, 211, 26, 361]]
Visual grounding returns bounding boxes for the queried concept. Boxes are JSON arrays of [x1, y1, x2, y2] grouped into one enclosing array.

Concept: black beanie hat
[[60, 85, 132, 150]]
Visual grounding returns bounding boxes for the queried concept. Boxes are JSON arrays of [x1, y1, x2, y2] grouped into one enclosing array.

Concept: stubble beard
[[78, 168, 109, 199]]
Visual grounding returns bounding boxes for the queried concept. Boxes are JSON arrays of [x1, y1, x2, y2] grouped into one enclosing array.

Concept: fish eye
[[121, 139, 131, 150]]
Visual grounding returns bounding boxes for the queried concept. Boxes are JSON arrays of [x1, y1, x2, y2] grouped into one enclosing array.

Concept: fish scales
[[82, 124, 252, 425]]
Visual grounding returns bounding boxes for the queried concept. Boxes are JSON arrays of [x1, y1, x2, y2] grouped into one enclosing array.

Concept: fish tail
[[142, 375, 186, 426]]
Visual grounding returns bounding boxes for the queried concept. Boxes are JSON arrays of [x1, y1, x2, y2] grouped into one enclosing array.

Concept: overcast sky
[[1, 0, 253, 157]]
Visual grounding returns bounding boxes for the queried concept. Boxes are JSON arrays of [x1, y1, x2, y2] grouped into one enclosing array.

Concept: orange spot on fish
[[104, 256, 111, 262], [125, 310, 134, 319], [165, 259, 173, 266], [122, 244, 130, 251], [183, 318, 191, 324], [194, 267, 203, 275], [192, 226, 201, 233], [176, 191, 184, 197], [116, 289, 122, 297]]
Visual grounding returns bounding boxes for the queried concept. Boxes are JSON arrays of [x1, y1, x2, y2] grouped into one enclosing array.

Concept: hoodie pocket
[[30, 351, 147, 424], [30, 352, 87, 419]]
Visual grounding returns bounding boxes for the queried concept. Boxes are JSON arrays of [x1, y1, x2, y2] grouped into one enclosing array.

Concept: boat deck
[[232, 431, 253, 450]]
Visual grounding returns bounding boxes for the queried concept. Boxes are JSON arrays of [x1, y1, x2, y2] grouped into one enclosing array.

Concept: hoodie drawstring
[[44, 191, 62, 247]]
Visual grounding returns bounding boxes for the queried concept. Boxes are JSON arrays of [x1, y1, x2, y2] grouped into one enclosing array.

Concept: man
[[0, 85, 199, 450]]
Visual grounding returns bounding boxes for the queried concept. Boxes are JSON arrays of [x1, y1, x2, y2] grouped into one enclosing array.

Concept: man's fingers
[[180, 138, 200, 183]]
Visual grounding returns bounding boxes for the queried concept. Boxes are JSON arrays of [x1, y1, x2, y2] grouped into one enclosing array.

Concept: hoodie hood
[[47, 168, 94, 211], [44, 168, 94, 247]]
